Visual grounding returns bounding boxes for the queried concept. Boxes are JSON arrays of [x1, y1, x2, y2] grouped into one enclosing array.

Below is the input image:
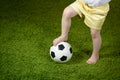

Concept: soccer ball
[[50, 42, 72, 63]]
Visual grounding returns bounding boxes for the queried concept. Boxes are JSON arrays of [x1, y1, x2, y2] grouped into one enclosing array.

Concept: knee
[[90, 30, 100, 39], [62, 7, 73, 18]]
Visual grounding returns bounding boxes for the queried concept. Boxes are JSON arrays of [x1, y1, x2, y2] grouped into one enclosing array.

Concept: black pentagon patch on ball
[[70, 47, 72, 54], [58, 44, 65, 50], [60, 56, 67, 61], [51, 51, 55, 58]]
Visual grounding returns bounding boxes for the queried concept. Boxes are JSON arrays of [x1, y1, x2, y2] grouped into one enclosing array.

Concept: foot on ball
[[53, 36, 68, 46]]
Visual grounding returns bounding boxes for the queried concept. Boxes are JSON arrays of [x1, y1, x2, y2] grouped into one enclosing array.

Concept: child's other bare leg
[[87, 29, 102, 64], [53, 6, 78, 46]]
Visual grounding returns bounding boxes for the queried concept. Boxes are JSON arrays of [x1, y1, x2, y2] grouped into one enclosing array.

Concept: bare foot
[[86, 54, 99, 64], [53, 35, 68, 46]]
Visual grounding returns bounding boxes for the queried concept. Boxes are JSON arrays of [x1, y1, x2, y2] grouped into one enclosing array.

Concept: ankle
[[59, 35, 68, 40], [60, 34, 68, 38]]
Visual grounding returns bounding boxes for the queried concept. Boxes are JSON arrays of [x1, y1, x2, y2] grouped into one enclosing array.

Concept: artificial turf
[[0, 0, 120, 80]]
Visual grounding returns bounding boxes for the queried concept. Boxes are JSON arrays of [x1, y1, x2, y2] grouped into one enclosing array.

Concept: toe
[[86, 59, 96, 64]]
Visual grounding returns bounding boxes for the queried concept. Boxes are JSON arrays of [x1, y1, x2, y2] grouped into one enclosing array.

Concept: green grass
[[0, 0, 120, 80]]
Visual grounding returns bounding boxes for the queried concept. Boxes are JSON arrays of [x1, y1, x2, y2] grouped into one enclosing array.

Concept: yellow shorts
[[70, 0, 110, 30]]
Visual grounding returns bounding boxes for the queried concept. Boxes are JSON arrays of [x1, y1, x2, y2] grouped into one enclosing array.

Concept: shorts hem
[[84, 20, 102, 30]]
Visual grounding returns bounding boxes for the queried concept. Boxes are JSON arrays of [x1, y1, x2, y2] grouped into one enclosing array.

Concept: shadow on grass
[[69, 49, 92, 64]]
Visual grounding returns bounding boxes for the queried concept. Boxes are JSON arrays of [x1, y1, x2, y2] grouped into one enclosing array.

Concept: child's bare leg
[[87, 29, 102, 64], [53, 6, 78, 46]]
